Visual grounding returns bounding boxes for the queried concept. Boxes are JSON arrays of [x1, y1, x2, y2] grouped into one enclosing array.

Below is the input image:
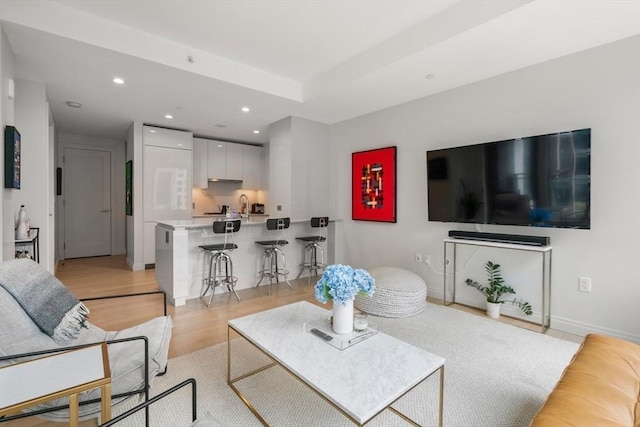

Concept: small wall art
[[352, 146, 397, 223], [125, 160, 133, 215], [4, 126, 21, 189]]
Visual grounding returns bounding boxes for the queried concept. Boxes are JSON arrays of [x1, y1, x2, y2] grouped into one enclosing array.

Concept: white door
[[63, 148, 111, 258]]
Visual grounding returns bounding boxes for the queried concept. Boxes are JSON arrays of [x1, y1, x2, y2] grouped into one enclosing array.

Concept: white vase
[[486, 301, 501, 319], [332, 299, 354, 334], [16, 205, 28, 240]]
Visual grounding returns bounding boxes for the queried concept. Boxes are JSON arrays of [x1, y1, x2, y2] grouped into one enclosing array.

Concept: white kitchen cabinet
[[207, 140, 227, 180], [192, 138, 208, 188], [143, 125, 193, 266], [143, 125, 193, 150], [206, 140, 243, 181], [226, 143, 243, 181], [242, 145, 262, 189]]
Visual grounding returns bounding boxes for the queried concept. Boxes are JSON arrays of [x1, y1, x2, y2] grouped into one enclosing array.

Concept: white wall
[[267, 117, 293, 217], [291, 117, 331, 219], [56, 133, 126, 259], [330, 36, 640, 342], [125, 121, 144, 270], [267, 116, 331, 220], [13, 78, 52, 270], [0, 24, 16, 261]]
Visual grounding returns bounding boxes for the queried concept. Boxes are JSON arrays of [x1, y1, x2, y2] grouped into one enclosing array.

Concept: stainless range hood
[[208, 178, 243, 183]]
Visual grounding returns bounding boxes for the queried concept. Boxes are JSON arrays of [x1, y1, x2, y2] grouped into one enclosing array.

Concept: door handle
[[100, 209, 110, 213]]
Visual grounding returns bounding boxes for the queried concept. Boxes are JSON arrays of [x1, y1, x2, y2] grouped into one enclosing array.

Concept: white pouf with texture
[[355, 267, 427, 318]]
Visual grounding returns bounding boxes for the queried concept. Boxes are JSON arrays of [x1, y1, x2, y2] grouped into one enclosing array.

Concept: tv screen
[[427, 128, 590, 229]]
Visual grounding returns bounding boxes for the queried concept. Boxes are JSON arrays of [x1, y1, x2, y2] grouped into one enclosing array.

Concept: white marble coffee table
[[227, 301, 445, 426]]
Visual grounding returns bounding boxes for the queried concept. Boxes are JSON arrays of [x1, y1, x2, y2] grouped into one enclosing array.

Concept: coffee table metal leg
[[227, 324, 444, 427], [439, 365, 444, 427], [386, 364, 443, 426], [227, 325, 277, 426]]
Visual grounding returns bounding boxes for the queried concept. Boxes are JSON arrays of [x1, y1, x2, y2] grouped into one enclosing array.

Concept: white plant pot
[[332, 300, 354, 334], [486, 301, 501, 319]]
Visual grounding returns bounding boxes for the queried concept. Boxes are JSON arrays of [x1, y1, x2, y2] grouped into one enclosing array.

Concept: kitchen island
[[155, 217, 342, 306]]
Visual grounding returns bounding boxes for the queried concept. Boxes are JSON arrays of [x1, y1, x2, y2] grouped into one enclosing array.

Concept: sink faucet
[[239, 193, 249, 220]]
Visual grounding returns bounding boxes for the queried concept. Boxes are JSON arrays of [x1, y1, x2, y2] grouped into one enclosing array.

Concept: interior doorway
[[62, 147, 112, 258]]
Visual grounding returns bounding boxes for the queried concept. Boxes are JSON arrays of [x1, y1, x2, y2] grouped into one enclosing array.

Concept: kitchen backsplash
[[192, 182, 264, 215]]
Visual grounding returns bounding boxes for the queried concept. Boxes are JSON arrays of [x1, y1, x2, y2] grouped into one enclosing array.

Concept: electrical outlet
[[579, 276, 591, 292], [415, 253, 423, 263], [424, 255, 431, 265]]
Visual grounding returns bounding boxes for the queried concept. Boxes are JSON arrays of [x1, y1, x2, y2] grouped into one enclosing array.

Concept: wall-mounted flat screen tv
[[426, 128, 590, 229]]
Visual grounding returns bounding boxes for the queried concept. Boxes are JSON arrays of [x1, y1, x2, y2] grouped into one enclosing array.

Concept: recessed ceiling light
[[165, 114, 173, 119], [425, 74, 436, 80], [241, 107, 250, 112], [253, 130, 260, 134], [66, 101, 82, 108], [112, 77, 125, 84], [149, 130, 156, 133]]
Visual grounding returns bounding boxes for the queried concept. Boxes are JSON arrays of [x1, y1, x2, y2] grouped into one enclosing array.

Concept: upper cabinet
[[226, 143, 243, 181], [192, 138, 208, 188], [242, 145, 262, 189], [207, 140, 227, 180], [144, 125, 193, 150], [194, 138, 262, 187]]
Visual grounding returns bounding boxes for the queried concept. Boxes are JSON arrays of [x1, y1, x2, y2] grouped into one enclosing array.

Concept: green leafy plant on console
[[465, 261, 533, 316]]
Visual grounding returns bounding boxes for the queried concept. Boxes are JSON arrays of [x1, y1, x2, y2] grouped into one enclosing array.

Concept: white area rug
[[113, 303, 579, 426]]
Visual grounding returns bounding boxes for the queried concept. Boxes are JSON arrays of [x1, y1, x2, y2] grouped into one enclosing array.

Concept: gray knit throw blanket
[[0, 258, 89, 345]]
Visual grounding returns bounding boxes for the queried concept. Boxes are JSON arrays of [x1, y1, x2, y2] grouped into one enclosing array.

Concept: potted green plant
[[465, 261, 533, 319]]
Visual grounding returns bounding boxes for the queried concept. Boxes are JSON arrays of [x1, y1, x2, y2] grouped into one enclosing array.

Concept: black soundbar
[[448, 231, 550, 246]]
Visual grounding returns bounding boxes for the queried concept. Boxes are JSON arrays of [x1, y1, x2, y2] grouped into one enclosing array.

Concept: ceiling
[[1, 0, 639, 143]]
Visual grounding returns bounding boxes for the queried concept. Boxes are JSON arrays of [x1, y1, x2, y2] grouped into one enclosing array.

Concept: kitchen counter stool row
[[198, 216, 329, 307]]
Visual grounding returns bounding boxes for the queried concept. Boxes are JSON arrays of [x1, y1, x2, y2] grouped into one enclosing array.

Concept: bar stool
[[199, 219, 241, 307], [296, 217, 328, 285], [255, 218, 292, 295]]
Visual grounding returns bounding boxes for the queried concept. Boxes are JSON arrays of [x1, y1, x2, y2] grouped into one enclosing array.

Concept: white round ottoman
[[355, 267, 427, 318]]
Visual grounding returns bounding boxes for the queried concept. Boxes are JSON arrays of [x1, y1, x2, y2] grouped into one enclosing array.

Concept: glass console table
[[443, 237, 552, 332]]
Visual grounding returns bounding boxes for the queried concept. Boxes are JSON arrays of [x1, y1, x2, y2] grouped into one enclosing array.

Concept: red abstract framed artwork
[[352, 146, 397, 222]]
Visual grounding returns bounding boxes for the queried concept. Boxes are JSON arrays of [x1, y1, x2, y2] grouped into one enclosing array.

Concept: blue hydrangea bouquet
[[314, 264, 375, 304]]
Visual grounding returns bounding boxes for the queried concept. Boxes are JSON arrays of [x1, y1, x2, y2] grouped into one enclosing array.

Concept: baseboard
[[550, 316, 640, 344], [426, 284, 640, 344], [126, 257, 145, 271]]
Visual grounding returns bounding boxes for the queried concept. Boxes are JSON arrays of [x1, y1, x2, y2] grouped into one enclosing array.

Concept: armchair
[[0, 259, 172, 425]]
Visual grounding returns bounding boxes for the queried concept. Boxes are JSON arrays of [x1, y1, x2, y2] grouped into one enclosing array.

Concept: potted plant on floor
[[465, 261, 533, 319]]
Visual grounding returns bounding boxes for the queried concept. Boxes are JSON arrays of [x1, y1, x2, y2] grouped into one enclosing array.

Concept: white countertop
[[156, 217, 334, 230], [192, 214, 269, 219]]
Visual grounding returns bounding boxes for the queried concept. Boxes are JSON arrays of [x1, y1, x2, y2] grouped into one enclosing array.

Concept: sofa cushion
[[530, 333, 640, 426]]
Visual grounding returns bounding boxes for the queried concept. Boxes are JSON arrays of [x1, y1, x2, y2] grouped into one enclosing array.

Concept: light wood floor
[[7, 255, 581, 427], [55, 255, 326, 359], [55, 255, 582, 357]]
